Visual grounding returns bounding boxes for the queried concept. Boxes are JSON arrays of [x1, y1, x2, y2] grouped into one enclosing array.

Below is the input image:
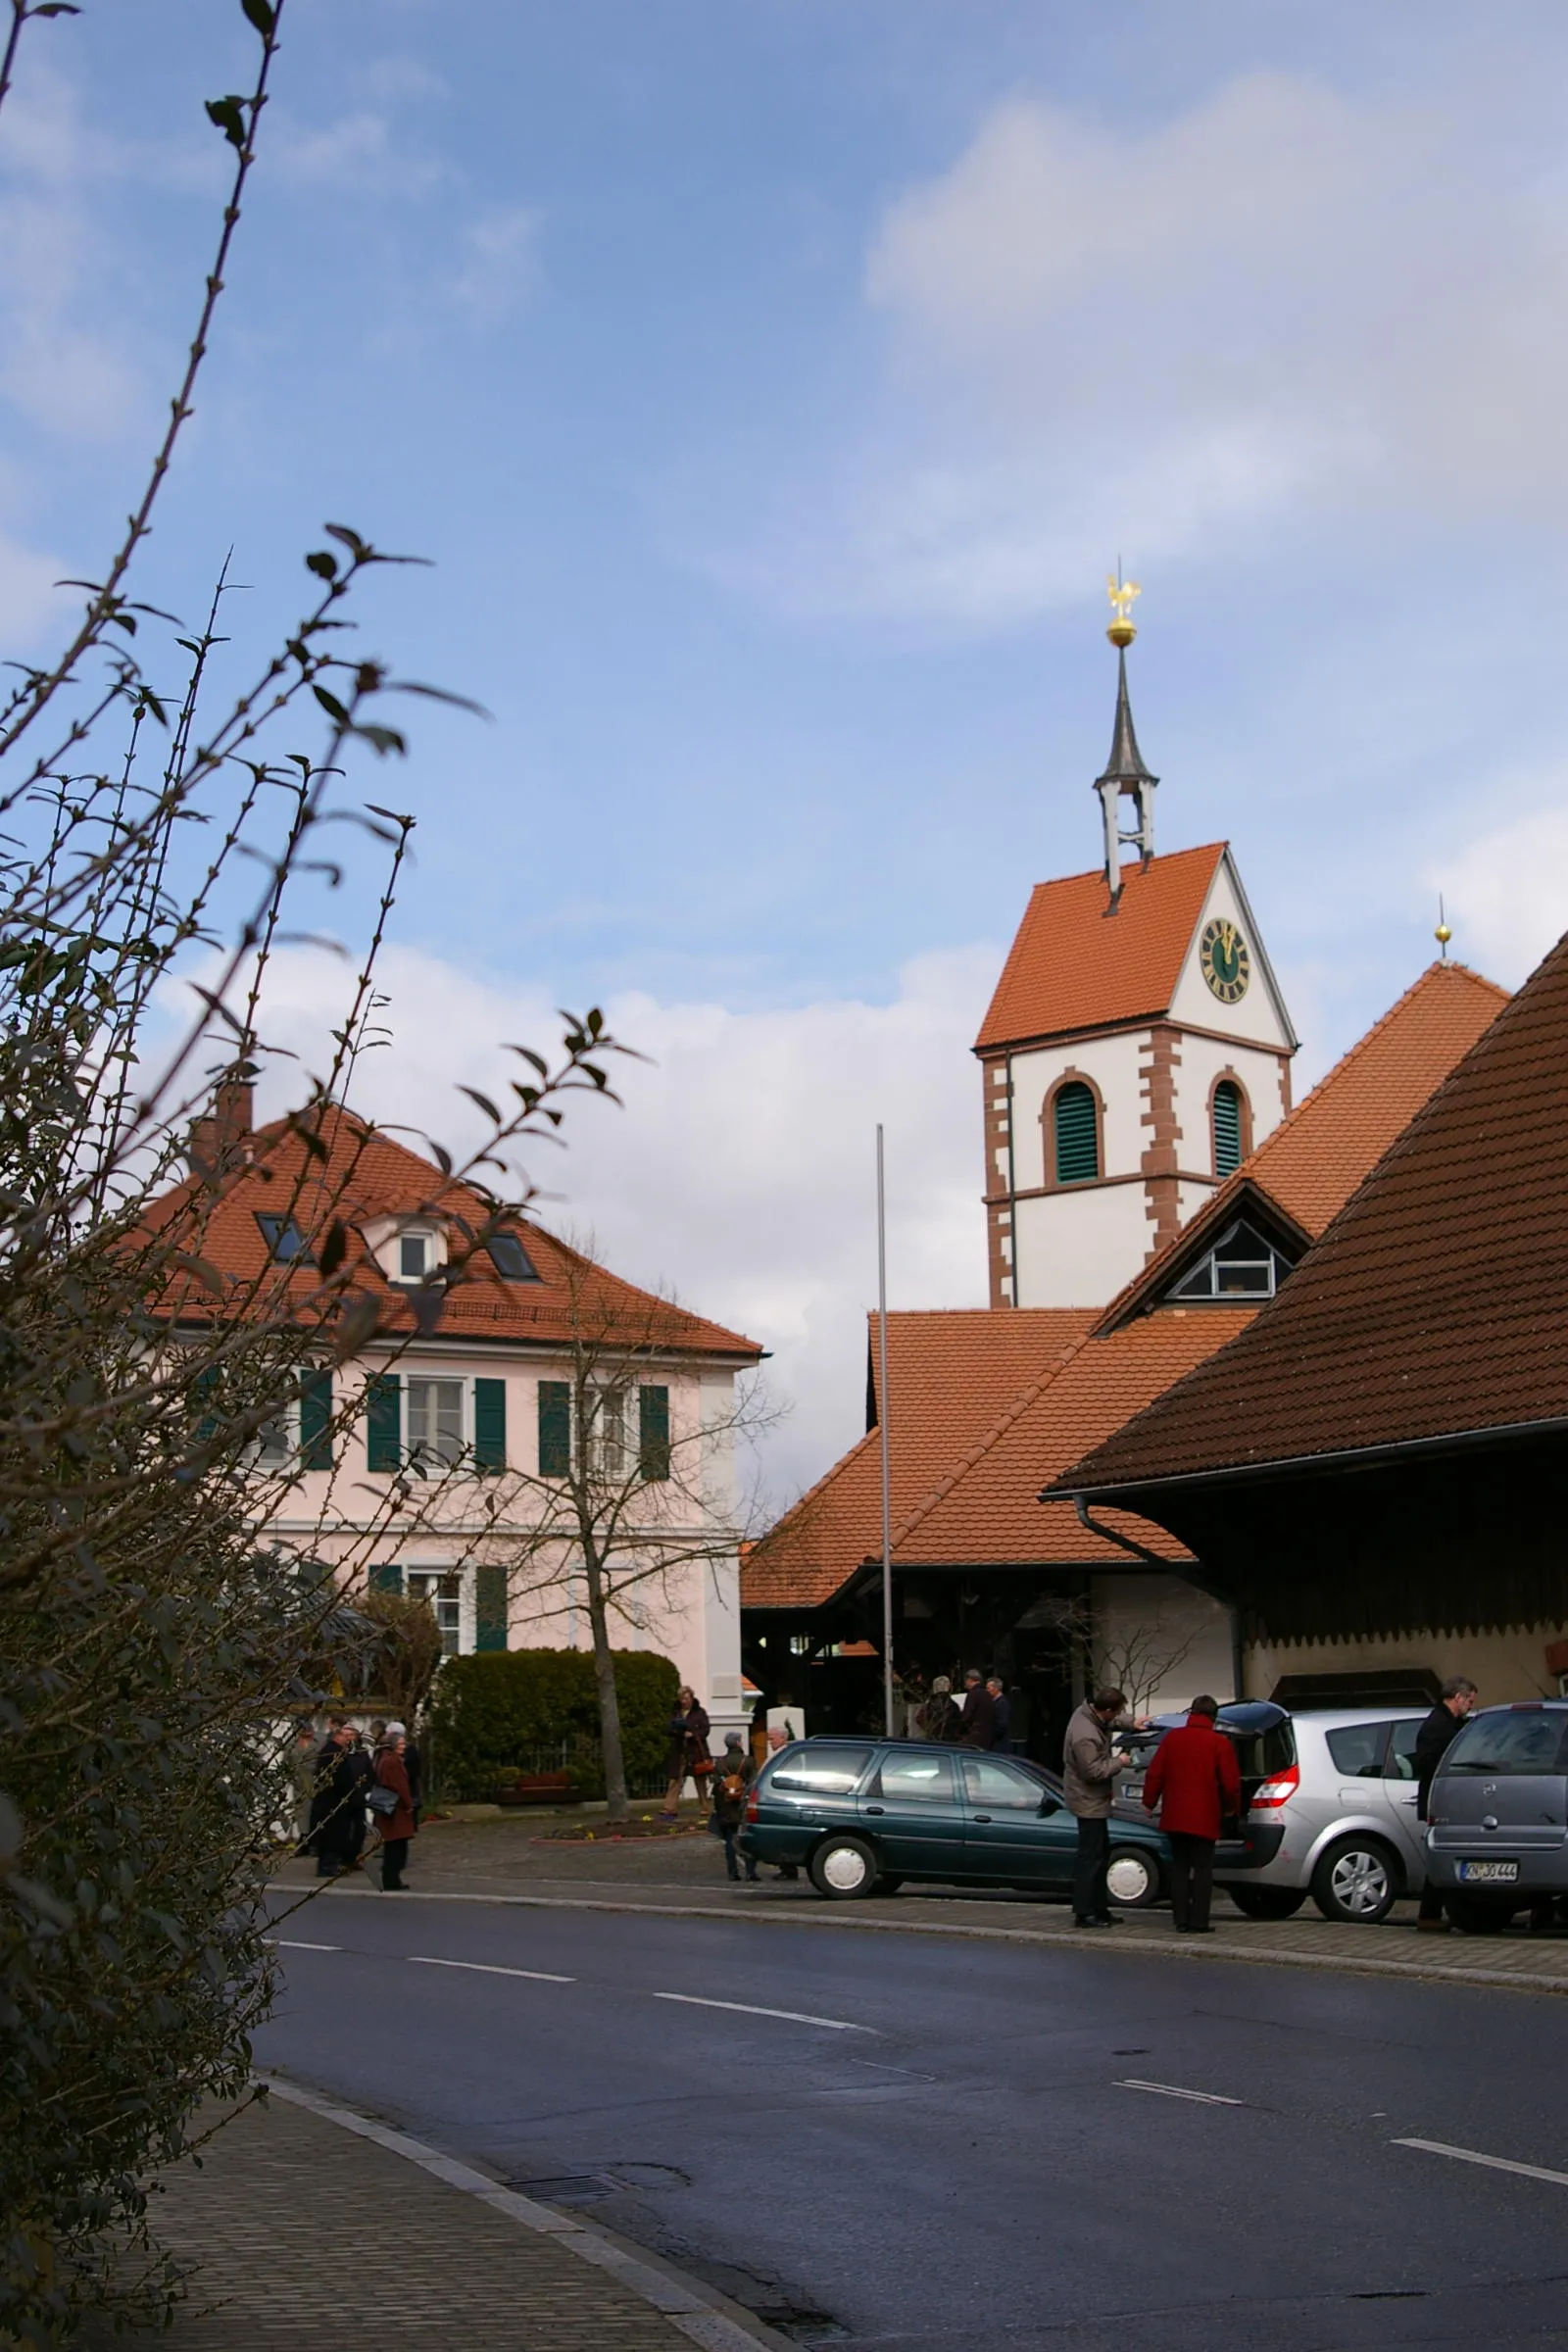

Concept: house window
[[253, 1368, 333, 1474], [1212, 1080, 1245, 1178], [1052, 1081, 1100, 1185], [1169, 1217, 1290, 1300], [407, 1568, 463, 1656], [406, 1377, 465, 1469], [398, 1229, 432, 1283], [589, 1388, 628, 1478], [256, 1212, 309, 1263], [256, 1402, 294, 1468], [487, 1231, 541, 1283]]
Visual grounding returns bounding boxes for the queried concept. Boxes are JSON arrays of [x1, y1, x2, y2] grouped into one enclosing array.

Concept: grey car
[[1426, 1700, 1568, 1933], [1120, 1703, 1438, 1924]]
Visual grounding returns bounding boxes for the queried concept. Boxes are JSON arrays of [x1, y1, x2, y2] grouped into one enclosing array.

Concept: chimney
[[189, 1067, 256, 1177]]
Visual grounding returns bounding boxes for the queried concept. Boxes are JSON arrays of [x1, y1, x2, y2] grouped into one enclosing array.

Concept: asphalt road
[[257, 1891, 1568, 2350]]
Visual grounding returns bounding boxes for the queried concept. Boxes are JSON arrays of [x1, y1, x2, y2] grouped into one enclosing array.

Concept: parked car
[[738, 1737, 1169, 1904], [1426, 1700, 1568, 1934], [1119, 1702, 1439, 1925]]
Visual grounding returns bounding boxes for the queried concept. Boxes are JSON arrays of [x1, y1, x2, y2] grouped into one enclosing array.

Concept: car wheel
[[1445, 1892, 1517, 1936], [808, 1834, 880, 1899], [1227, 1886, 1308, 1922], [1310, 1836, 1399, 1924], [1106, 1846, 1161, 1909]]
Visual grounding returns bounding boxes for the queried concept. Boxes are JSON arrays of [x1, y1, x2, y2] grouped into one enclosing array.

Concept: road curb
[[273, 1882, 1568, 1998], [260, 2074, 798, 2352]]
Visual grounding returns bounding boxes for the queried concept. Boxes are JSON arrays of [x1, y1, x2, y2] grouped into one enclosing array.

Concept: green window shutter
[[639, 1384, 670, 1483], [474, 1563, 508, 1651], [537, 1380, 571, 1477], [299, 1367, 333, 1471], [1212, 1082, 1243, 1178], [1053, 1082, 1099, 1185], [366, 1373, 402, 1472], [369, 1561, 403, 1595], [193, 1365, 220, 1444], [473, 1377, 507, 1473]]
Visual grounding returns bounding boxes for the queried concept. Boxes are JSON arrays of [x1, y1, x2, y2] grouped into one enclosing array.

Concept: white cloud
[[451, 206, 541, 322], [1424, 792, 1568, 988], [185, 941, 995, 1508]]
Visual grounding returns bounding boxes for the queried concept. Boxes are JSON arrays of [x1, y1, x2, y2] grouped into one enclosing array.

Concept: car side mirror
[[1039, 1793, 1060, 1816]]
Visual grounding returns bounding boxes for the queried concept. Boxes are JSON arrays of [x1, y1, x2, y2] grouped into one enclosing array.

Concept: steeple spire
[[1094, 572, 1157, 901]]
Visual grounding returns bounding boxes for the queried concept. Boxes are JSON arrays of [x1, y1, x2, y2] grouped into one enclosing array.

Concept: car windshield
[[1443, 1711, 1568, 1777]]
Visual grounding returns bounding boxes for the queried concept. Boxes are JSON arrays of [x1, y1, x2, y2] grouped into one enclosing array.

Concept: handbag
[[367, 1783, 399, 1817]]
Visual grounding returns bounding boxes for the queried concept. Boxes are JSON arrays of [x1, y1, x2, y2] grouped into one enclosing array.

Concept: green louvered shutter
[[638, 1384, 670, 1483], [537, 1380, 571, 1477], [193, 1364, 220, 1444], [1212, 1081, 1244, 1178], [299, 1367, 333, 1471], [369, 1561, 403, 1595], [366, 1373, 402, 1471], [474, 1564, 508, 1651], [473, 1377, 507, 1473], [1053, 1082, 1099, 1184]]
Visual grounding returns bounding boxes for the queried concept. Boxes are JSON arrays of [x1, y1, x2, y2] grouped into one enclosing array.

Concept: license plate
[[1457, 1859, 1519, 1884]]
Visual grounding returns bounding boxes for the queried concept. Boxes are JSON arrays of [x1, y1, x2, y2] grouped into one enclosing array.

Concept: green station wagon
[[738, 1737, 1170, 1904]]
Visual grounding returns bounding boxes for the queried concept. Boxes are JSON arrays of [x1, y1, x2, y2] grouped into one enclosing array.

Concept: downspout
[[1005, 1048, 1018, 1305]]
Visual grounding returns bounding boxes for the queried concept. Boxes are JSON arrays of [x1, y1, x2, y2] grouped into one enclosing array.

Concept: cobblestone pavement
[[271, 1807, 1568, 1996], [81, 2082, 785, 2351]]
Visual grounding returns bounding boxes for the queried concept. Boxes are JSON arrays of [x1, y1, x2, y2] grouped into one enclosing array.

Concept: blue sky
[[4, 1, 1565, 1494]]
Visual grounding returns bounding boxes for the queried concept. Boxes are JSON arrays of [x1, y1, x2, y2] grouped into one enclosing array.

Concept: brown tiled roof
[[1055, 930, 1568, 1494], [973, 843, 1225, 1052], [146, 1104, 762, 1359], [742, 1309, 1095, 1609], [1098, 957, 1509, 1330]]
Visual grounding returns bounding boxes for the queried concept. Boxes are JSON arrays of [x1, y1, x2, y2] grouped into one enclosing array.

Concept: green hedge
[[425, 1648, 680, 1801]]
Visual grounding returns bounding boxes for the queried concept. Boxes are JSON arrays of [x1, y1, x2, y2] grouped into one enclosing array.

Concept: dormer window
[[256, 1212, 310, 1264], [398, 1230, 431, 1283], [1169, 1217, 1291, 1301], [487, 1231, 541, 1284]]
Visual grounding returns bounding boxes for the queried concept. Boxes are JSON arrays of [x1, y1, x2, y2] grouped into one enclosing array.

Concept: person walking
[[1063, 1687, 1137, 1927], [1414, 1675, 1479, 1931], [370, 1728, 416, 1890], [710, 1733, 759, 1882], [660, 1686, 711, 1820], [1141, 1696, 1241, 1934], [917, 1677, 959, 1742], [956, 1669, 997, 1749], [985, 1675, 1011, 1752]]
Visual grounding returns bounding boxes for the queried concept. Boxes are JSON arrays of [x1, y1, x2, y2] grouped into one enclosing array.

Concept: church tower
[[975, 585, 1298, 1309]]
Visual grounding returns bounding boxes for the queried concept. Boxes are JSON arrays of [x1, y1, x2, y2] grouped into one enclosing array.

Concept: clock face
[[1200, 916, 1250, 1004]]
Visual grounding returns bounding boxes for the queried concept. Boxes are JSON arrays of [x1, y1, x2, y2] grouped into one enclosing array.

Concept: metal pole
[[876, 1124, 895, 1738]]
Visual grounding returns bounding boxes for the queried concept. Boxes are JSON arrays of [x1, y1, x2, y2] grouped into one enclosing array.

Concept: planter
[[495, 1771, 580, 1807]]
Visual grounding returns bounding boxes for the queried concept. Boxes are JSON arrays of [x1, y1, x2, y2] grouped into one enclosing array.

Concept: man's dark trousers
[[1167, 1831, 1216, 1931], [1073, 1815, 1110, 1922]]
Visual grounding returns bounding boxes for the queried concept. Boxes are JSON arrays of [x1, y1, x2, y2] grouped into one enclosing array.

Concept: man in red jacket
[[1142, 1697, 1242, 1935]]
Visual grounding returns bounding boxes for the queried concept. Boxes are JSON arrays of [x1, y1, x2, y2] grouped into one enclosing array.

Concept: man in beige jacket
[[1064, 1687, 1137, 1927]]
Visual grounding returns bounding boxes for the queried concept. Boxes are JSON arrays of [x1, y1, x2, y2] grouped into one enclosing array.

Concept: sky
[[3, 0, 1566, 1504]]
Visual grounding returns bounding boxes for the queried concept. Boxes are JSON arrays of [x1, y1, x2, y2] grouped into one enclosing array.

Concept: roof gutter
[[1057, 1410, 1568, 1507]]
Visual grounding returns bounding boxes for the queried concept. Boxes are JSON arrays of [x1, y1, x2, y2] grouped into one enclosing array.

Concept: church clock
[[1200, 916, 1250, 1004]]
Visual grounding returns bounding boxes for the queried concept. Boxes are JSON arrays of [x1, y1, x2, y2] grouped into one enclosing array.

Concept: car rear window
[[1326, 1723, 1389, 1778], [1443, 1711, 1568, 1777], [766, 1743, 874, 1794]]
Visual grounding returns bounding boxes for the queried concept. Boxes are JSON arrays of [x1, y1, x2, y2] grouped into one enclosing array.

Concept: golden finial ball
[[1106, 619, 1137, 649], [1436, 922, 1452, 947]]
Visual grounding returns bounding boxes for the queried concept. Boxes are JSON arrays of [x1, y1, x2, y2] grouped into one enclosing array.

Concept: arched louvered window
[[1052, 1081, 1100, 1185], [1211, 1080, 1245, 1178]]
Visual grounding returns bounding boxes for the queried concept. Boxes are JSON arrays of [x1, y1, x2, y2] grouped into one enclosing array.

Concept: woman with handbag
[[659, 1687, 711, 1820], [369, 1728, 416, 1890]]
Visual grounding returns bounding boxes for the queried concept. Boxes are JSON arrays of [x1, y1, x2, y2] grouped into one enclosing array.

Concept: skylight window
[[256, 1212, 310, 1264], [1169, 1218, 1292, 1302], [487, 1231, 541, 1283]]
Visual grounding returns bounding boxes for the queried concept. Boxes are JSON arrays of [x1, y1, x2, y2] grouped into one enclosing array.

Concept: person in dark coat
[[308, 1719, 368, 1877], [985, 1676, 1011, 1752], [1142, 1696, 1242, 1934], [660, 1687, 711, 1818], [956, 1670, 996, 1749], [917, 1677, 959, 1742], [710, 1734, 759, 1882], [372, 1730, 416, 1890], [1414, 1676, 1478, 1930], [386, 1720, 422, 1823]]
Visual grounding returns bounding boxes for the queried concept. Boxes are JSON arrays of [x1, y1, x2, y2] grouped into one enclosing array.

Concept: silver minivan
[[1121, 1702, 1436, 1925], [1426, 1700, 1568, 1933]]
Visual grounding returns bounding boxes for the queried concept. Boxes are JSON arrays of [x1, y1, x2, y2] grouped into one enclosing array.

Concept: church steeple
[[1095, 576, 1157, 899]]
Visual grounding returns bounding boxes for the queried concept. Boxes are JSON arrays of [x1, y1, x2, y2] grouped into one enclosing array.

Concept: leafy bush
[[427, 1650, 679, 1801]]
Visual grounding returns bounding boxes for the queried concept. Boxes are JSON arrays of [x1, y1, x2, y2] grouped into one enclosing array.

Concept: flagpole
[[876, 1123, 895, 1738]]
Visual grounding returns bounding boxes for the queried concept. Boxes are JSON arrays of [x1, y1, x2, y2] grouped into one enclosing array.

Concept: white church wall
[[1171, 1030, 1290, 1176], [1008, 1029, 1147, 1186], [1013, 1182, 1148, 1306], [1168, 858, 1295, 1052]]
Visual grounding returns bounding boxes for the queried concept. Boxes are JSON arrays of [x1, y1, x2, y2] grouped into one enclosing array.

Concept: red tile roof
[[973, 843, 1226, 1053], [145, 1104, 762, 1360], [1056, 931, 1568, 1494], [1098, 957, 1509, 1330], [741, 1309, 1095, 1609]]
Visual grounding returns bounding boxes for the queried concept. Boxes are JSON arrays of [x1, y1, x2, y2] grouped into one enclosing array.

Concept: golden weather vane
[[1105, 566, 1141, 649], [1436, 895, 1451, 957]]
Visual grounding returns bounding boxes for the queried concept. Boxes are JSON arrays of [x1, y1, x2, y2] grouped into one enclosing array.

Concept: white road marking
[[267, 1938, 341, 1952], [1116, 2079, 1245, 2106], [1394, 2136, 1568, 2189], [652, 1991, 872, 2033], [409, 1956, 575, 1984]]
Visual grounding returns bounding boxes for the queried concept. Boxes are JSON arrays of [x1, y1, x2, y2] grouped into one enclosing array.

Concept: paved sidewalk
[[82, 2082, 784, 2351], [273, 1810, 1568, 1998]]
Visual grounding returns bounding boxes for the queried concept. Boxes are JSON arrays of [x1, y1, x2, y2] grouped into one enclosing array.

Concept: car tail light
[[1250, 1765, 1300, 1810], [745, 1787, 760, 1823]]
